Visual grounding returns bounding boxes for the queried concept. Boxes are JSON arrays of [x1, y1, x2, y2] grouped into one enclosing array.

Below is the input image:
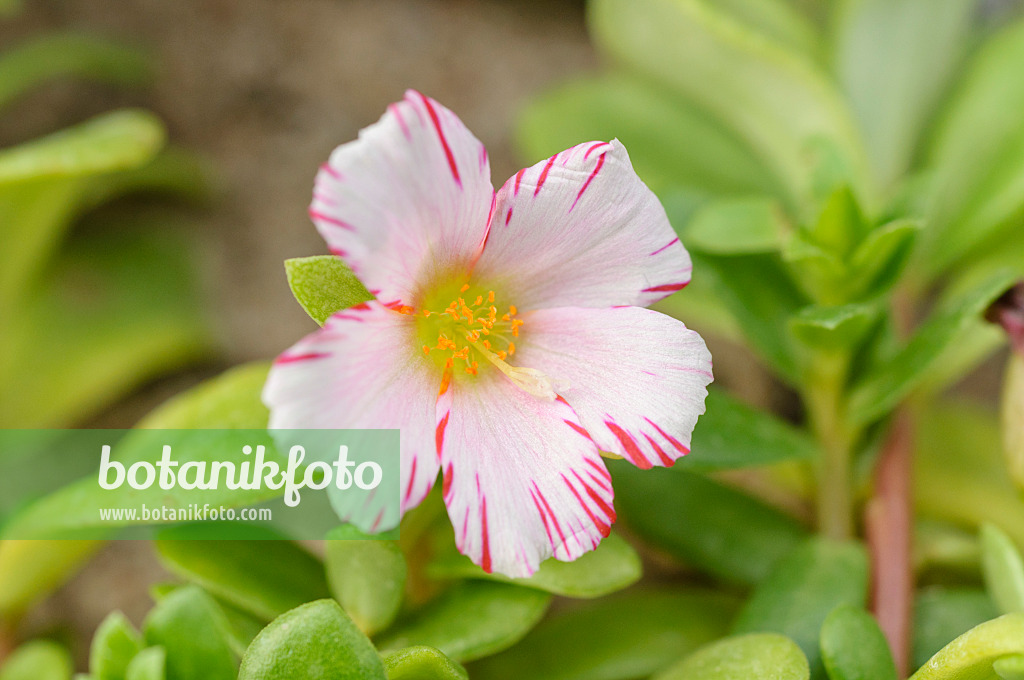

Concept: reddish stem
[[867, 411, 914, 678]]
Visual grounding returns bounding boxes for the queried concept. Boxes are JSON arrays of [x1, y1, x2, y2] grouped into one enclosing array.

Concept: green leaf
[[135, 362, 270, 429], [90, 612, 144, 680], [909, 613, 1024, 680], [426, 531, 641, 599], [653, 633, 810, 680], [914, 401, 1024, 547], [284, 256, 372, 326], [848, 269, 1018, 425], [709, 0, 819, 56], [819, 605, 897, 680], [684, 197, 787, 254], [518, 74, 779, 199], [833, 0, 978, 188], [124, 647, 165, 680], [142, 586, 236, 680], [238, 599, 386, 680], [0, 227, 213, 428], [0, 109, 164, 184], [0, 34, 150, 112], [691, 252, 806, 383], [680, 389, 818, 470], [589, 0, 867, 211], [612, 462, 808, 586], [382, 647, 468, 680], [847, 219, 920, 299], [789, 302, 881, 351], [731, 538, 869, 679], [0, 540, 103, 615], [913, 588, 1000, 671], [921, 18, 1024, 281], [325, 533, 407, 635], [155, 530, 330, 622], [377, 581, 550, 663], [996, 655, 1024, 680], [469, 587, 740, 680], [981, 523, 1024, 614], [0, 641, 73, 680]]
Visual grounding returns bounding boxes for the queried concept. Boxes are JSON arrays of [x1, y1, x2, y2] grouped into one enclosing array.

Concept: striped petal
[[311, 90, 494, 308], [262, 301, 442, 526], [436, 369, 615, 577], [517, 306, 712, 469], [473, 140, 691, 310]]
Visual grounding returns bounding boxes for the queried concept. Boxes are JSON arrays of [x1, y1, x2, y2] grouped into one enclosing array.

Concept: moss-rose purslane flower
[[263, 91, 712, 577]]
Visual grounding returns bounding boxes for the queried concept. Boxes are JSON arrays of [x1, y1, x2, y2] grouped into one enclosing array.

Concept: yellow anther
[[487, 291, 495, 303], [422, 345, 430, 355], [473, 295, 483, 306], [460, 283, 470, 292], [508, 342, 516, 355], [510, 305, 518, 315]]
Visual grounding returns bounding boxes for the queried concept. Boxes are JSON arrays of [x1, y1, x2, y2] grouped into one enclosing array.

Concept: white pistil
[[461, 331, 565, 400]]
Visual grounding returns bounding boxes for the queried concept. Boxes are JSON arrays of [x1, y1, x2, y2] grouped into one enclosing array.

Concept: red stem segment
[[867, 411, 914, 678]]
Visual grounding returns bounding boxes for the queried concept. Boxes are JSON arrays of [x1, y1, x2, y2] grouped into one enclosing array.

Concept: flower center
[[407, 284, 560, 400]]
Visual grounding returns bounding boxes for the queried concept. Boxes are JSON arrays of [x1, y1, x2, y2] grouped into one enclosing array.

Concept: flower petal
[[473, 140, 691, 309], [311, 91, 494, 307], [262, 301, 441, 526], [517, 306, 712, 469], [436, 370, 615, 577]]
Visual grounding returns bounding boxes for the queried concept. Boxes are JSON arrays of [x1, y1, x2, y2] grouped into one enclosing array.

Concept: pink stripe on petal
[[417, 92, 462, 188], [319, 163, 343, 181], [275, 351, 331, 364], [645, 418, 691, 455], [534, 153, 558, 196], [480, 496, 492, 573], [650, 237, 680, 256], [570, 152, 606, 213], [309, 209, 354, 231], [584, 141, 608, 159], [642, 282, 688, 293], [389, 103, 412, 140], [643, 432, 675, 466], [505, 207, 513, 226], [514, 168, 525, 196], [606, 420, 652, 469]]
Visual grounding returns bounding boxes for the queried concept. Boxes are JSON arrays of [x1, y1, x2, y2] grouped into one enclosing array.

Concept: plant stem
[[807, 351, 856, 540], [867, 411, 914, 678]]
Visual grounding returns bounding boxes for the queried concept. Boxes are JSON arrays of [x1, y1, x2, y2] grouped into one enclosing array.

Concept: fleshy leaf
[[135, 362, 270, 429], [426, 531, 641, 599], [731, 538, 869, 679], [89, 611, 143, 680], [653, 633, 809, 680], [0, 540, 102, 616], [0, 228, 213, 428], [981, 523, 1024, 614], [325, 528, 407, 635], [0, 641, 73, 680], [238, 600, 386, 680], [915, 401, 1024, 547], [382, 647, 468, 680], [995, 655, 1024, 680], [124, 648, 166, 680], [589, 0, 867, 209], [517, 73, 778, 198], [682, 388, 818, 470], [612, 462, 808, 586], [284, 255, 372, 326], [789, 302, 880, 351], [0, 109, 164, 183], [684, 197, 787, 254], [833, 0, 978, 188], [913, 588, 1000, 671], [909, 613, 1024, 680], [142, 586, 236, 680], [469, 588, 739, 680], [819, 605, 898, 680], [921, 18, 1024, 281], [848, 269, 1018, 426], [155, 528, 330, 622], [376, 582, 550, 663]]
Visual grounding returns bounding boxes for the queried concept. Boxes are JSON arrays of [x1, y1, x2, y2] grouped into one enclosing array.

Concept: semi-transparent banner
[[0, 429, 400, 540]]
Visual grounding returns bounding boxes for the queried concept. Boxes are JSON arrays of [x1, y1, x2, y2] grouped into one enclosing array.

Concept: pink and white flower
[[263, 91, 712, 577]]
